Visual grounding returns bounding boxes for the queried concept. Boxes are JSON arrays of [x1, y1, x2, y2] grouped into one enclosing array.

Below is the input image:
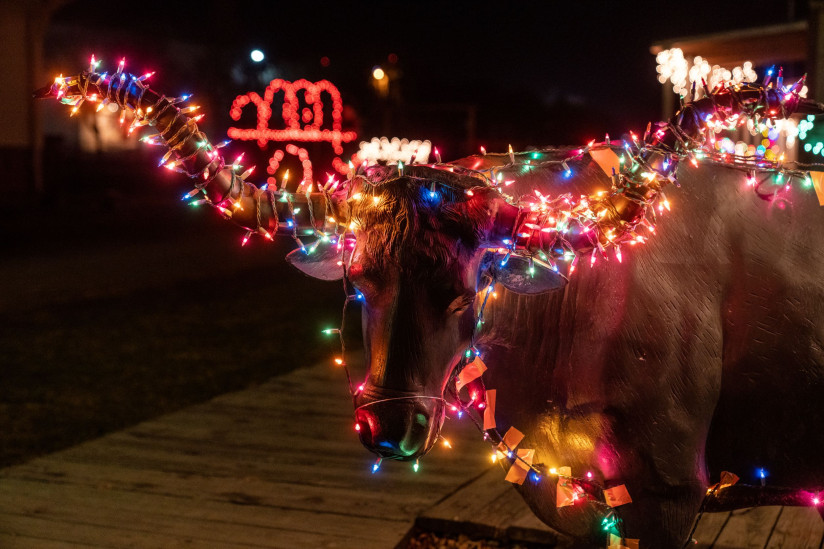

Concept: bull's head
[[288, 164, 571, 461]]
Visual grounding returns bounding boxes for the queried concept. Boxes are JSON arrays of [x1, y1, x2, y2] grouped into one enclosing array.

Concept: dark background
[[1, 0, 809, 467], [47, 0, 806, 152]]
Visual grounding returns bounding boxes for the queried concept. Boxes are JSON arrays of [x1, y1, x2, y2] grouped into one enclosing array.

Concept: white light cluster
[[356, 137, 431, 166], [655, 48, 757, 97], [655, 49, 808, 154]]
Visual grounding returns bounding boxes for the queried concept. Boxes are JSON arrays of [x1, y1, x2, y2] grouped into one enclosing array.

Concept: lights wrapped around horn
[[474, 75, 823, 285], [35, 57, 349, 254]]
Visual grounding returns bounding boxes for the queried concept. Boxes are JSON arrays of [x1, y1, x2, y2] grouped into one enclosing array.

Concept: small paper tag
[[557, 466, 572, 477], [810, 171, 824, 206], [719, 471, 739, 489], [504, 462, 529, 484], [517, 448, 534, 465], [456, 356, 487, 391], [483, 389, 496, 430], [589, 147, 622, 178], [504, 449, 534, 485], [556, 482, 578, 507], [604, 484, 632, 507], [500, 426, 524, 451]]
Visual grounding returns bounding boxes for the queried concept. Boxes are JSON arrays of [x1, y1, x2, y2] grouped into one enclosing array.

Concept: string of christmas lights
[[40, 58, 824, 548]]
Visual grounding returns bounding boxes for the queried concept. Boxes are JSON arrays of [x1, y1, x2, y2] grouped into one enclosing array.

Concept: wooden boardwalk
[[1, 361, 822, 548]]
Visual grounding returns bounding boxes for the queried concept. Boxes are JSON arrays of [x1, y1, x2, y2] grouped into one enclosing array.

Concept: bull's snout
[[354, 396, 445, 460]]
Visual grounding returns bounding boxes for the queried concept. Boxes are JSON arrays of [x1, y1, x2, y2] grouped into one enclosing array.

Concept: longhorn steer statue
[[37, 64, 824, 548]]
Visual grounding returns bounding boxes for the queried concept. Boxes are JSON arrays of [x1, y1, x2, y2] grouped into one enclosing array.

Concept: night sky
[[50, 0, 803, 156]]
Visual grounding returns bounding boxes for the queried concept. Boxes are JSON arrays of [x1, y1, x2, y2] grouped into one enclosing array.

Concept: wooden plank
[[0, 513, 248, 549], [0, 532, 108, 549], [764, 506, 824, 549], [3, 459, 440, 520], [0, 477, 407, 548], [712, 506, 782, 549], [691, 511, 731, 549]]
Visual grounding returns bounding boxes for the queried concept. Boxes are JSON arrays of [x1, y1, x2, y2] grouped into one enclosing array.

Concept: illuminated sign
[[228, 79, 357, 188]]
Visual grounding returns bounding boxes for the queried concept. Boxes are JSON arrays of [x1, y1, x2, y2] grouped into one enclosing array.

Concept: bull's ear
[[477, 251, 567, 295], [286, 241, 344, 281]]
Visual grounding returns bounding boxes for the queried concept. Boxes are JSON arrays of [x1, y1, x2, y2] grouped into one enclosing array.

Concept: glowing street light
[[250, 49, 265, 63], [372, 66, 389, 99]]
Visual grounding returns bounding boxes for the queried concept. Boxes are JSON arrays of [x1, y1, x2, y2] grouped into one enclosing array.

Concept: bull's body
[[450, 152, 824, 546]]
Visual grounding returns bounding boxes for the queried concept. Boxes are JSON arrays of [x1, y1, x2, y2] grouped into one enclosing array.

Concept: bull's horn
[[37, 67, 346, 241]]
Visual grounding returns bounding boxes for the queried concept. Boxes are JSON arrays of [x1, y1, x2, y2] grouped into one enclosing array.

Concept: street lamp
[[372, 66, 388, 98]]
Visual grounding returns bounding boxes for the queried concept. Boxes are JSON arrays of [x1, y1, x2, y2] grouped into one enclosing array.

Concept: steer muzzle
[[354, 393, 445, 461]]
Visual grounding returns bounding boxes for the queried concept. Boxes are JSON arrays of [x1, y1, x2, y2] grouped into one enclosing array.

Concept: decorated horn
[[35, 58, 348, 246], [476, 75, 820, 283]]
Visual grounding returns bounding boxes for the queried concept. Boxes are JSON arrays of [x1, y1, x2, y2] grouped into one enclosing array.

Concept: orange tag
[[504, 461, 529, 484], [504, 449, 534, 485], [589, 147, 621, 177], [456, 356, 487, 391], [517, 448, 534, 465], [556, 482, 578, 507], [557, 466, 572, 477], [604, 484, 632, 507], [483, 389, 496, 430], [810, 171, 824, 206], [499, 426, 524, 452], [719, 471, 739, 489]]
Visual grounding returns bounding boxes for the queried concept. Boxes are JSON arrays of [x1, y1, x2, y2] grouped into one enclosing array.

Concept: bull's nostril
[[354, 396, 445, 460]]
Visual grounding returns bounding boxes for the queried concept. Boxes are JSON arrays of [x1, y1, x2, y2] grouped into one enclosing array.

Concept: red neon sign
[[228, 79, 357, 187]]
